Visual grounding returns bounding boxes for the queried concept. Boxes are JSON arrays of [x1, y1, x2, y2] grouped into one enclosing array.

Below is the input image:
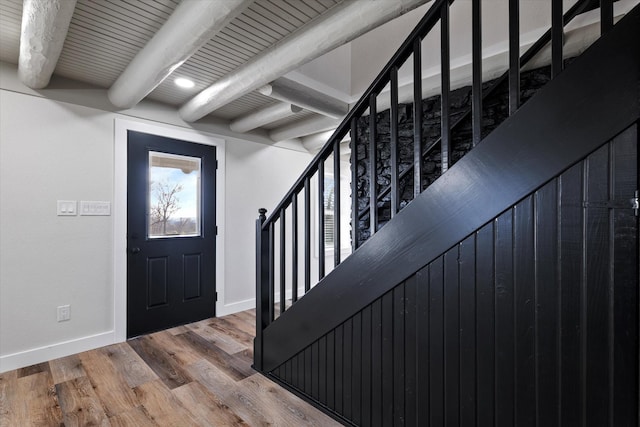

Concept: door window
[[148, 151, 201, 238]]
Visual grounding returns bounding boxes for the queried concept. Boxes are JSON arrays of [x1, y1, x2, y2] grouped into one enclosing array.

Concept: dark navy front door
[[127, 130, 216, 338]]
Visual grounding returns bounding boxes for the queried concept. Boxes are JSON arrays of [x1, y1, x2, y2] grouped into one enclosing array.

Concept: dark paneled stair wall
[[270, 125, 638, 426], [255, 2, 640, 425]]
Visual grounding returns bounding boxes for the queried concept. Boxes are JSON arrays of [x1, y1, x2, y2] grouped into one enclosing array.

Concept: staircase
[[254, 1, 640, 425]]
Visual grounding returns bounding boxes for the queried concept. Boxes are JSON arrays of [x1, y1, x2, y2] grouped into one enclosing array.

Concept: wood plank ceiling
[[0, 0, 342, 136]]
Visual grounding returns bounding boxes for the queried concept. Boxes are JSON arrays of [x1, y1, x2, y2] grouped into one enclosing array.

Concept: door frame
[[114, 118, 226, 342]]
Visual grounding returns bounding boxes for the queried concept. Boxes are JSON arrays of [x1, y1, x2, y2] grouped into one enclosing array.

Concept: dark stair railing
[[355, 0, 606, 238], [255, 0, 616, 372]]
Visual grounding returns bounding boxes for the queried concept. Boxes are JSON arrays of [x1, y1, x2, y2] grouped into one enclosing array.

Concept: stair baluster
[[471, 0, 482, 147], [333, 139, 341, 266]]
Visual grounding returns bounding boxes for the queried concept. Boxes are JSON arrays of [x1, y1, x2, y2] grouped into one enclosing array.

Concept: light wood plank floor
[[0, 309, 343, 426]]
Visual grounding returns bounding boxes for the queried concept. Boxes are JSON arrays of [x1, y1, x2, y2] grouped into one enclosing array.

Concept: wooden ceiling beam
[[18, 0, 78, 89], [179, 0, 431, 123], [107, 0, 254, 109]]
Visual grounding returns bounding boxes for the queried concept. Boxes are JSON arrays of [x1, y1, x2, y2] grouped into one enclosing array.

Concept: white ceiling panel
[[54, 0, 177, 86], [0, 0, 345, 137], [0, 0, 22, 64]]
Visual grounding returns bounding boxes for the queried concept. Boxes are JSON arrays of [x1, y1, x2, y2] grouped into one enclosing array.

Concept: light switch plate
[[80, 201, 111, 216], [57, 200, 77, 216]]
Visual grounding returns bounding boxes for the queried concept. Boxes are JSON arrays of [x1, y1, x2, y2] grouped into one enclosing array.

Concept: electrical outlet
[[57, 305, 70, 322]]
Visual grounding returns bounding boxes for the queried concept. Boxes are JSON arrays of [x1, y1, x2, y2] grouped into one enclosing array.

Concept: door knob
[[130, 247, 141, 254]]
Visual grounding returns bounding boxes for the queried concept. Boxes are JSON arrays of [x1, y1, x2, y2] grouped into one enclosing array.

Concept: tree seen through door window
[[148, 152, 201, 238]]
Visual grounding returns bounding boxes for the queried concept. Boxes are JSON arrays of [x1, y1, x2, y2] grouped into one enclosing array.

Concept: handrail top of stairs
[[261, 0, 451, 228], [261, 0, 603, 228]]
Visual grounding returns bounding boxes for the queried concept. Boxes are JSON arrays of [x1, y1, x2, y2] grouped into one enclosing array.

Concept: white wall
[[0, 91, 116, 370], [224, 136, 312, 304], [285, 43, 352, 103], [349, 0, 567, 97], [0, 68, 311, 372]]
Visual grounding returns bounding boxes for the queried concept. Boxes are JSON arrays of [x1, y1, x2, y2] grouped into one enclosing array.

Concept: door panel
[[127, 130, 216, 338], [183, 254, 202, 300], [147, 257, 168, 307]]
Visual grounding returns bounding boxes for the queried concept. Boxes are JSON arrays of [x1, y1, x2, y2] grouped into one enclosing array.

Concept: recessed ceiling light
[[174, 77, 195, 89]]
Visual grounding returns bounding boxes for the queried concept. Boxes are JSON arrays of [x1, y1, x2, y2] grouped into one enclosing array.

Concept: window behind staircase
[[323, 176, 335, 250]]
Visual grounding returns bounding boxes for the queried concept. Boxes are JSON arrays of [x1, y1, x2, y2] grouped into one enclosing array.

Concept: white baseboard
[[0, 331, 117, 374], [216, 298, 256, 317]]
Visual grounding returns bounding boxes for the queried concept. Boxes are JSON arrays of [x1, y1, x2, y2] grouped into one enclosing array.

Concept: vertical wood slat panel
[[393, 283, 405, 425], [440, 3, 451, 173], [508, 0, 520, 115], [390, 66, 400, 218], [318, 336, 327, 404], [444, 248, 459, 426], [333, 141, 341, 266], [318, 162, 325, 280], [471, 0, 482, 147], [534, 180, 560, 426], [312, 341, 320, 401], [342, 319, 353, 420], [299, 350, 305, 394], [381, 292, 394, 426], [351, 312, 363, 425], [611, 126, 638, 426], [304, 177, 311, 293], [459, 235, 476, 426], [369, 94, 378, 237], [559, 162, 584, 426], [351, 118, 359, 251], [361, 305, 372, 427], [284, 359, 291, 385], [404, 274, 418, 426], [514, 196, 535, 427], [371, 299, 382, 426], [290, 354, 297, 391], [334, 324, 344, 415], [326, 330, 335, 411], [416, 265, 430, 426], [291, 351, 299, 390], [475, 222, 495, 426], [607, 139, 616, 427], [585, 144, 611, 427], [280, 208, 286, 314], [580, 159, 589, 426], [429, 256, 444, 427], [304, 346, 313, 397], [495, 211, 515, 427], [292, 195, 298, 303], [288, 359, 295, 386], [413, 39, 423, 196]]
